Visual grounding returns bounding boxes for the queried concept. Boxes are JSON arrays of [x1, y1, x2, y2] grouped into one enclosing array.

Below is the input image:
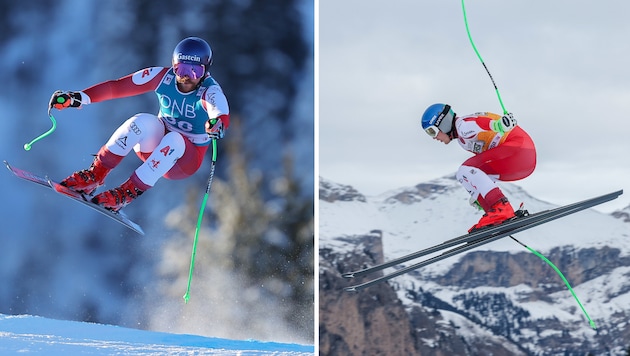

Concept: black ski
[[343, 190, 623, 292], [343, 190, 621, 280]]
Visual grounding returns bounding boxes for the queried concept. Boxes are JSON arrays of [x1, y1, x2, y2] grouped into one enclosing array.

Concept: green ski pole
[[461, 0, 595, 329], [461, 0, 508, 114], [183, 138, 218, 303], [510, 235, 596, 329]]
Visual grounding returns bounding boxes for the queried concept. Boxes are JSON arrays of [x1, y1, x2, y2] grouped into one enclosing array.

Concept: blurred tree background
[[0, 0, 313, 344]]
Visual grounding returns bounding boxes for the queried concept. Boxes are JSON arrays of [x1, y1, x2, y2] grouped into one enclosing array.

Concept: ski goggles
[[424, 105, 452, 137], [424, 125, 440, 138], [174, 63, 205, 79]]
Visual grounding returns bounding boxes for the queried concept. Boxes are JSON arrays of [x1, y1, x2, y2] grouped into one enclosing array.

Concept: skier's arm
[[468, 112, 517, 134], [82, 67, 170, 104], [457, 114, 515, 153], [50, 67, 169, 110], [202, 85, 230, 139]]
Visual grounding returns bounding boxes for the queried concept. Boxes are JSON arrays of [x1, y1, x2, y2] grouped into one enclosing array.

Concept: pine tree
[[215, 120, 314, 336]]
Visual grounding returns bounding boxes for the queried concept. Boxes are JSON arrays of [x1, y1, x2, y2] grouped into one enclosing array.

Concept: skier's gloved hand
[[492, 112, 517, 133], [206, 118, 225, 140], [49, 90, 82, 110]]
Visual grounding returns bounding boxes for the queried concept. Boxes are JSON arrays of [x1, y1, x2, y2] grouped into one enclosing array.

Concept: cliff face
[[319, 232, 523, 356], [319, 231, 417, 355], [319, 233, 630, 355]]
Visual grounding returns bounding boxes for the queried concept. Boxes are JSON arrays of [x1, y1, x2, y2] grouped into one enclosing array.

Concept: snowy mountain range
[[319, 176, 630, 355]]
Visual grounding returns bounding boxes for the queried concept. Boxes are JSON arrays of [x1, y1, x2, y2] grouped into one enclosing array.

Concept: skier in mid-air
[[48, 36, 229, 212], [421, 104, 536, 232]]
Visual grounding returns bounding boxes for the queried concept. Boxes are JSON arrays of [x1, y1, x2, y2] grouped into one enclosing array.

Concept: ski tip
[[341, 272, 355, 279], [344, 286, 358, 293]]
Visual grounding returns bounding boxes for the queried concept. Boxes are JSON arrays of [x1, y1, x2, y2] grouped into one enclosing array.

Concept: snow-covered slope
[[319, 176, 630, 355], [0, 313, 313, 355]]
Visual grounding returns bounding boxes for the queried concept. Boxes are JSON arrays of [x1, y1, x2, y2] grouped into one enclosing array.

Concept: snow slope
[[0, 313, 313, 355]]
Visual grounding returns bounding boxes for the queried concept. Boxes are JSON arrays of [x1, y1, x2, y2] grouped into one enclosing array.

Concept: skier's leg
[[457, 164, 515, 232], [456, 165, 504, 211], [163, 138, 208, 180], [134, 131, 187, 186], [457, 128, 536, 231], [104, 113, 166, 157], [92, 131, 187, 211], [60, 146, 120, 195], [134, 135, 209, 180], [466, 127, 537, 182], [61, 113, 165, 195]]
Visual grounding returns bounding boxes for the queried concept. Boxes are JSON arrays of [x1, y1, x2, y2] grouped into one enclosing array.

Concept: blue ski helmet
[[421, 103, 456, 136], [172, 37, 213, 74]]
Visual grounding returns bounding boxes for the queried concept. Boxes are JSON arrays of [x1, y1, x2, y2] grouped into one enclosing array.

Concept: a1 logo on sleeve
[[132, 67, 162, 85]]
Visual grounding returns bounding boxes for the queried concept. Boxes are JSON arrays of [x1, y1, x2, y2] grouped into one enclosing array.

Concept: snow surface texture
[[0, 314, 313, 355], [320, 175, 630, 353]]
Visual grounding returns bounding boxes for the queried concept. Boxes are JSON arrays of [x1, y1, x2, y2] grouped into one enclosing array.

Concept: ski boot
[[468, 198, 516, 233], [91, 177, 145, 212], [60, 158, 110, 195]]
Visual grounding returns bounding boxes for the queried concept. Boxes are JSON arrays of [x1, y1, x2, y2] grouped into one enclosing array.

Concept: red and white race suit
[[454, 112, 536, 211], [77, 67, 229, 188]]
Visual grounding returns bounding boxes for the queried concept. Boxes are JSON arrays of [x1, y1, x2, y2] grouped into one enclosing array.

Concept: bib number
[[162, 116, 193, 132]]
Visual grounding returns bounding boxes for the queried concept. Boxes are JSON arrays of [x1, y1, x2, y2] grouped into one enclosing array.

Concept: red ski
[[4, 160, 144, 235]]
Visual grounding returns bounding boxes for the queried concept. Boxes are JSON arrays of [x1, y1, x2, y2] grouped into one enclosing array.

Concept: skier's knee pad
[[158, 131, 186, 159], [456, 165, 477, 186], [457, 165, 502, 202], [134, 132, 186, 187], [457, 165, 486, 195]]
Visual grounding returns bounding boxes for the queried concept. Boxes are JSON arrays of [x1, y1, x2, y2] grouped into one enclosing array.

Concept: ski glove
[[206, 118, 225, 140], [491, 112, 517, 134], [49, 90, 82, 110]]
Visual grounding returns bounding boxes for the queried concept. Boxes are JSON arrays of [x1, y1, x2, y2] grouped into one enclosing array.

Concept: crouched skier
[[49, 37, 230, 212]]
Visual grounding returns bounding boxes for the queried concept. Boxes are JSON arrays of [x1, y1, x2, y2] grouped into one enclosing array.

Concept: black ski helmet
[[172, 37, 213, 74]]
